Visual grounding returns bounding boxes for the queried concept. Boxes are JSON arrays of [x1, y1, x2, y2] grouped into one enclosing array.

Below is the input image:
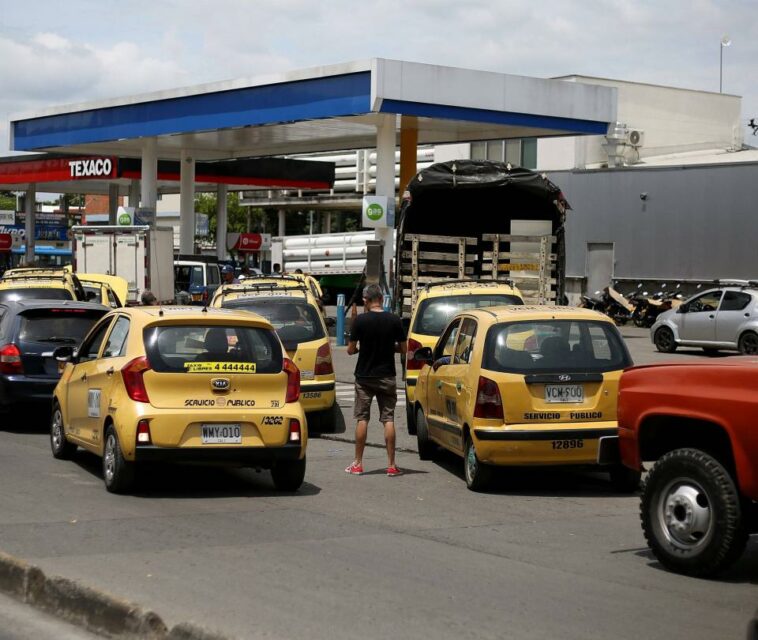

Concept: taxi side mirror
[[53, 345, 76, 362], [413, 347, 433, 364]]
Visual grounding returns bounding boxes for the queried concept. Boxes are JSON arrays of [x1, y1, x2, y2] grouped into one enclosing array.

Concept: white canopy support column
[[128, 179, 140, 209], [140, 138, 157, 213], [107, 183, 119, 225], [24, 184, 36, 265], [216, 184, 229, 261], [179, 149, 196, 254], [374, 113, 396, 284]]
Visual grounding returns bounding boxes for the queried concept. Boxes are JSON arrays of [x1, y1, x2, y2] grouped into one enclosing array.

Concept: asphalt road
[[0, 326, 755, 639], [0, 591, 98, 639]]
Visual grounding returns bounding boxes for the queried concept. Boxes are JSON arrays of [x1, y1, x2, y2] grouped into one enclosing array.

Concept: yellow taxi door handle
[[456, 382, 463, 393], [80, 373, 87, 382], [106, 367, 114, 376]]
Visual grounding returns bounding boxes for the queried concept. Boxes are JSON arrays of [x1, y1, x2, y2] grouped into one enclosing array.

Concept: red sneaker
[[345, 462, 364, 475], [386, 465, 402, 477]]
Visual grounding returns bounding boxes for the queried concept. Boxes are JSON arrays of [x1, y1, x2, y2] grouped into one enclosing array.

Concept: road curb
[[0, 550, 233, 639]]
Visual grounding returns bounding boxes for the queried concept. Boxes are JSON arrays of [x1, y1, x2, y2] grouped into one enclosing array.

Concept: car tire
[[738, 331, 758, 355], [653, 327, 677, 353], [640, 448, 747, 577], [406, 402, 417, 436], [415, 408, 435, 461], [50, 403, 76, 460], [103, 425, 135, 494], [271, 457, 306, 492], [609, 463, 641, 493], [464, 435, 493, 492]]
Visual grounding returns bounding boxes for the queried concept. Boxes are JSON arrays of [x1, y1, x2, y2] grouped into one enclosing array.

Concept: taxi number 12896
[[551, 439, 584, 450]]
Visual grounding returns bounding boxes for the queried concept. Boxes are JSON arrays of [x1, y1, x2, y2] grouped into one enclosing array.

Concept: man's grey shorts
[[353, 376, 397, 422]]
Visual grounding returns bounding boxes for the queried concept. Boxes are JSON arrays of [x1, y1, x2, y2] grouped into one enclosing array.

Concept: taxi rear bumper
[[134, 443, 303, 466], [301, 380, 336, 412]]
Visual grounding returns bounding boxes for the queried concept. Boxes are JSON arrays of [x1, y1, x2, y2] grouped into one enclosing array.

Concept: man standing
[[345, 284, 406, 476], [221, 264, 239, 285]]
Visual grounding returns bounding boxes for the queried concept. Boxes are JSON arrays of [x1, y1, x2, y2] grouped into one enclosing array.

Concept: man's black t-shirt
[[350, 310, 406, 378]]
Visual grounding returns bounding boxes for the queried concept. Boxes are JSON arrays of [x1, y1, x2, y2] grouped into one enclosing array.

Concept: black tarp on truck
[[394, 160, 570, 316]]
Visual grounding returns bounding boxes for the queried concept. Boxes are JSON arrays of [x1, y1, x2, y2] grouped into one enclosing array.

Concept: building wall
[[548, 163, 758, 289], [538, 77, 742, 170]]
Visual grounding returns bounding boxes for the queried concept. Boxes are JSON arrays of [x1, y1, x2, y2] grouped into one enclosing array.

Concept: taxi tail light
[[136, 419, 152, 445], [474, 376, 504, 420], [289, 418, 301, 443], [283, 358, 300, 403], [314, 343, 333, 375], [406, 338, 424, 370], [122, 356, 151, 403], [0, 344, 23, 375]]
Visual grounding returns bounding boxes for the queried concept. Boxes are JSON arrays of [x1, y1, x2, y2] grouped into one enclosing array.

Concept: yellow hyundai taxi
[[412, 306, 638, 491], [0, 267, 85, 302], [404, 279, 523, 434], [212, 283, 338, 432], [50, 306, 307, 493]]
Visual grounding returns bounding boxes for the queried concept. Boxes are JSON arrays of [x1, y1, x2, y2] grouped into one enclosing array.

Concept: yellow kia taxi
[[404, 279, 523, 434], [227, 274, 325, 312], [212, 283, 338, 432], [50, 306, 307, 493], [0, 267, 85, 303], [412, 306, 638, 492]]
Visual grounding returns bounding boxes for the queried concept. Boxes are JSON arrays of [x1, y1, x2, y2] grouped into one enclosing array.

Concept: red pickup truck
[[618, 361, 758, 577]]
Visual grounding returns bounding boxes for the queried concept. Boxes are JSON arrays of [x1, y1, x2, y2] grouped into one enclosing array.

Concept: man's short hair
[[141, 291, 157, 305], [363, 284, 384, 302]]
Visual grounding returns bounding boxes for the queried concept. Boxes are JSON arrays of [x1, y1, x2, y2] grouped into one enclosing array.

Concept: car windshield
[[482, 319, 631, 374], [144, 324, 282, 374], [174, 265, 204, 290], [222, 298, 324, 348], [0, 288, 72, 302], [18, 309, 106, 345], [413, 294, 523, 336]]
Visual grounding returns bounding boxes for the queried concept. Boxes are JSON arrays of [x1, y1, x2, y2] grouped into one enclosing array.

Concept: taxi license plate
[[201, 424, 242, 444], [545, 384, 584, 403]]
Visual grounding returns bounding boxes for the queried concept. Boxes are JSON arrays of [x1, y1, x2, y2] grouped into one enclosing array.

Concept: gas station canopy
[[10, 59, 616, 160]]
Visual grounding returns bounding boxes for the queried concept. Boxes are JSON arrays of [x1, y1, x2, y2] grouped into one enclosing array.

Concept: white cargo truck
[[72, 226, 175, 304]]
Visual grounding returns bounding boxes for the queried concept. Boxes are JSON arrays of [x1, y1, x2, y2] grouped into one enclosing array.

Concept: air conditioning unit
[[627, 129, 645, 147]]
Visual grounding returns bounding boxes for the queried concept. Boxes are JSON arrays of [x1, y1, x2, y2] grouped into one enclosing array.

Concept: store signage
[[69, 158, 114, 179], [0, 211, 14, 225], [227, 233, 271, 252], [362, 196, 395, 229], [0, 234, 12, 252]]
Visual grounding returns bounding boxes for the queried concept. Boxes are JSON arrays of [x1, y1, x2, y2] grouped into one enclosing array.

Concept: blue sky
[[1, 0, 757, 150]]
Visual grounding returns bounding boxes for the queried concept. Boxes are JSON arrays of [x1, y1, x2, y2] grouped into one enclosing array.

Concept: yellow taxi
[[76, 274, 128, 308], [212, 282, 338, 432], [0, 267, 85, 302], [50, 306, 307, 493], [412, 306, 639, 491], [404, 279, 523, 433]]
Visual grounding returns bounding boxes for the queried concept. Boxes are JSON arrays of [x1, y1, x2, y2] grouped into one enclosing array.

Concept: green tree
[[0, 191, 16, 211]]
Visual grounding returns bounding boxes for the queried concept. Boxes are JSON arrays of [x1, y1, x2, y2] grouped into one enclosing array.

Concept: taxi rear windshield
[[144, 324, 282, 374], [0, 288, 72, 302], [482, 320, 631, 374], [222, 298, 324, 348], [413, 294, 523, 336]]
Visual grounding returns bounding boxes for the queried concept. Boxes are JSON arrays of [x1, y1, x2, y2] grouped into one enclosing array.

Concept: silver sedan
[[651, 286, 758, 354]]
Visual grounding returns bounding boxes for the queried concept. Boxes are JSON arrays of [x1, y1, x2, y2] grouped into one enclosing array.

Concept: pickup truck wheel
[[271, 457, 306, 492], [406, 403, 417, 435], [103, 426, 135, 494], [464, 436, 493, 492], [415, 408, 435, 461], [738, 331, 758, 355], [609, 464, 641, 493], [653, 327, 677, 353], [50, 404, 76, 460], [641, 448, 747, 577]]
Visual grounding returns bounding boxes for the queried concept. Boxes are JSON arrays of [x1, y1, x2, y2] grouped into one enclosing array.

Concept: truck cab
[[174, 255, 221, 305]]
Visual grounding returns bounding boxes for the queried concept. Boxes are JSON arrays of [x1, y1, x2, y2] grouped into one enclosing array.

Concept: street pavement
[[0, 591, 99, 639], [0, 326, 755, 639]]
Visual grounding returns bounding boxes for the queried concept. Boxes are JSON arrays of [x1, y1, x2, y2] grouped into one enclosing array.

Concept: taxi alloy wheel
[[415, 408, 435, 461], [464, 436, 493, 492], [103, 426, 135, 494], [271, 457, 306, 492], [50, 405, 76, 460], [641, 448, 747, 577]]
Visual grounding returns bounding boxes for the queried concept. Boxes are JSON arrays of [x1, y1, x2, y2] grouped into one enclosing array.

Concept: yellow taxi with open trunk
[[404, 279, 523, 433], [50, 306, 307, 493], [212, 282, 338, 432], [412, 306, 639, 491]]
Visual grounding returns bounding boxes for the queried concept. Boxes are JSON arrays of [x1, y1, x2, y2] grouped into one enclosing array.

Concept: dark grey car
[[650, 285, 758, 354]]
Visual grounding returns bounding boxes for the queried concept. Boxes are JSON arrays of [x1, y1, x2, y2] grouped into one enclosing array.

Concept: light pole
[[720, 35, 731, 93]]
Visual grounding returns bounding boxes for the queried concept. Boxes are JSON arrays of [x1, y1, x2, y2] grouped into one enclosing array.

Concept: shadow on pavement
[[0, 407, 51, 434], [71, 449, 321, 499]]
